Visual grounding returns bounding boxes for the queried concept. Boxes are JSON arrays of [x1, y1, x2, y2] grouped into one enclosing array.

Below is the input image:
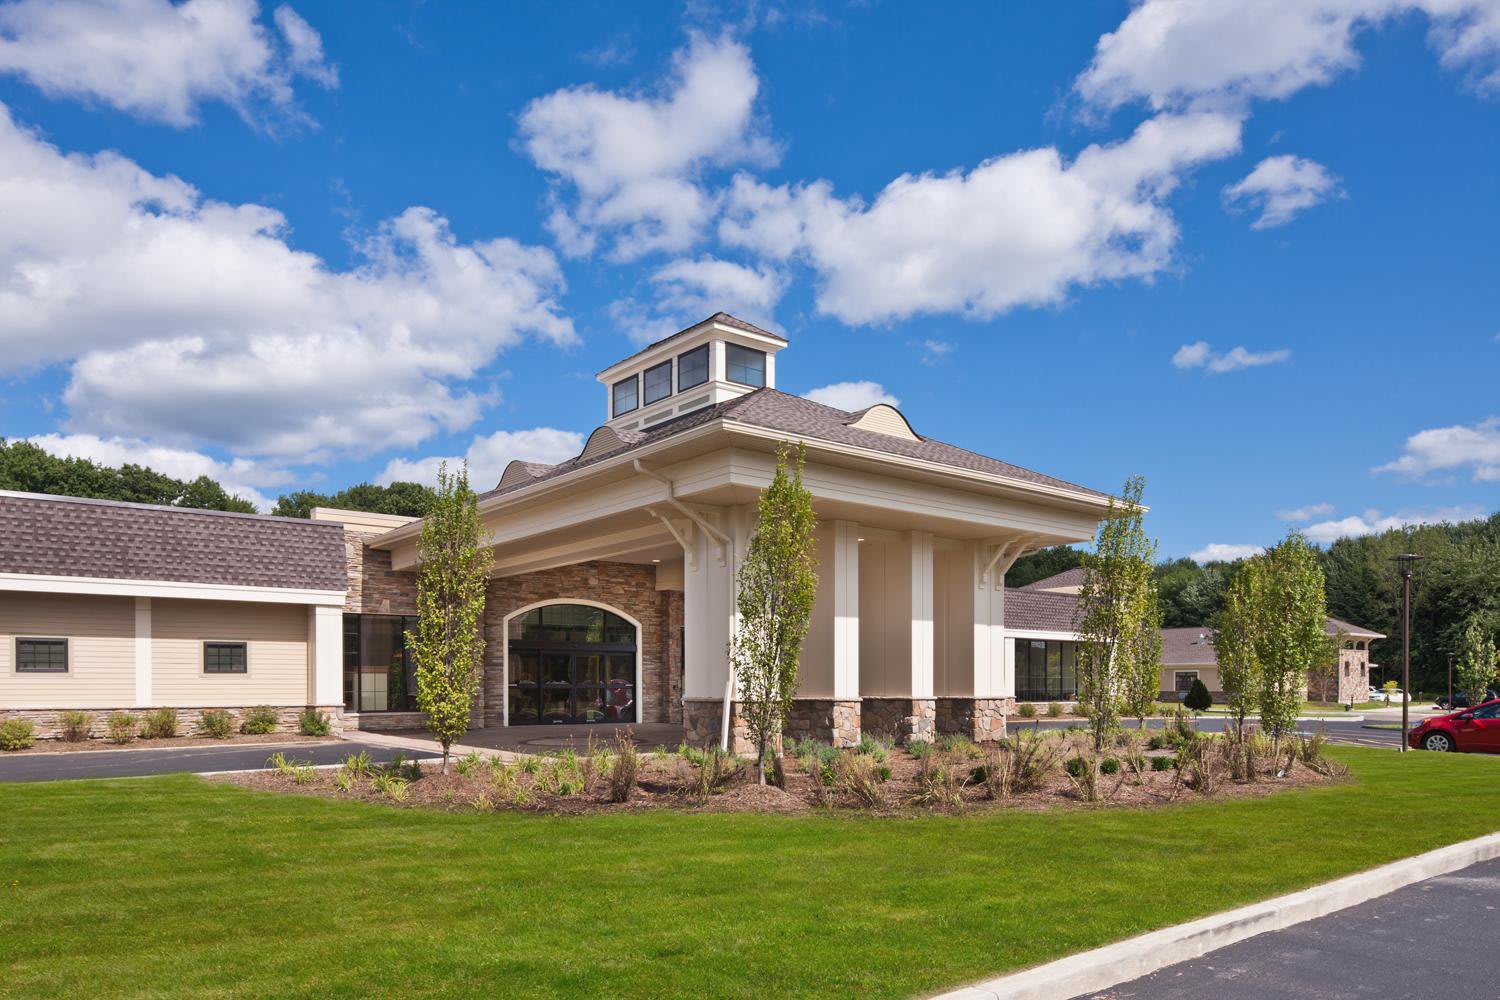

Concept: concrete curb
[[932, 831, 1500, 1000], [2, 738, 338, 759]]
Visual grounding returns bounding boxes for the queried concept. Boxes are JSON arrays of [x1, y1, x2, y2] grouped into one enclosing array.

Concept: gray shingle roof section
[[1003, 588, 1080, 632], [1162, 627, 1220, 665], [0, 491, 347, 591], [1326, 617, 1385, 640], [481, 387, 1110, 501], [1019, 567, 1087, 591], [597, 312, 787, 376]]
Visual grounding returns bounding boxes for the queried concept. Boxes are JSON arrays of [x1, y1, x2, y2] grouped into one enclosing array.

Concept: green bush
[[59, 710, 94, 742], [1150, 755, 1174, 772], [1017, 703, 1037, 718], [199, 709, 234, 739], [106, 712, 138, 744], [241, 705, 279, 735], [297, 708, 331, 737], [0, 719, 35, 751], [1064, 755, 1087, 778], [1147, 734, 1168, 751], [1046, 701, 1064, 718], [856, 732, 890, 762], [1100, 756, 1120, 775], [1184, 678, 1213, 713], [141, 707, 179, 740]]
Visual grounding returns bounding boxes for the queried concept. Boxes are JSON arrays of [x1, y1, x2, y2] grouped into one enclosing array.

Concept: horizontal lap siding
[[0, 593, 136, 708], [152, 599, 309, 707]]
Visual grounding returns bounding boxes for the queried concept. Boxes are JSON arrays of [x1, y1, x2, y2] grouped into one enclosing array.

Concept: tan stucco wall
[[152, 599, 310, 707], [1162, 663, 1221, 695], [0, 593, 136, 708]]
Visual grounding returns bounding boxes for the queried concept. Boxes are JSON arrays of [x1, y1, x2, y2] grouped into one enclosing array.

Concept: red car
[[1409, 699, 1500, 753]]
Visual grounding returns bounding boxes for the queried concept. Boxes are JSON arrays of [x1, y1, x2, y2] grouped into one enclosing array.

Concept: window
[[611, 375, 638, 417], [725, 344, 765, 387], [642, 360, 673, 405], [508, 604, 637, 725], [342, 614, 418, 712], [203, 641, 248, 674], [1174, 671, 1199, 694], [16, 638, 67, 673], [677, 344, 709, 389], [1013, 638, 1080, 701]]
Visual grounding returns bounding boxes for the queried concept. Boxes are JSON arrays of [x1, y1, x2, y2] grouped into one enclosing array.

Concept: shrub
[[0, 719, 35, 751], [1100, 756, 1120, 775], [834, 752, 888, 808], [938, 734, 982, 759], [1184, 677, 1213, 713], [609, 731, 639, 803], [856, 732, 890, 762], [106, 712, 138, 744], [1147, 734, 1167, 751], [905, 738, 933, 760], [198, 709, 234, 739], [342, 750, 373, 776], [59, 710, 94, 742], [1017, 703, 1037, 718], [691, 747, 739, 796], [372, 773, 410, 801], [1150, 755, 1174, 772], [916, 750, 968, 809], [454, 750, 483, 778], [241, 705, 279, 735], [1046, 701, 1064, 718], [297, 708, 331, 737], [333, 769, 354, 793], [141, 707, 178, 740], [1064, 755, 1087, 778]]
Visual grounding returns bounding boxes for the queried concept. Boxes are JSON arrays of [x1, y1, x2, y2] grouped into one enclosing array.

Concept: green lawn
[[3, 747, 1499, 999]]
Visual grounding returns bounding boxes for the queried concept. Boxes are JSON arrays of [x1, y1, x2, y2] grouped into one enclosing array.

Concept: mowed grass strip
[[2, 746, 1498, 999]]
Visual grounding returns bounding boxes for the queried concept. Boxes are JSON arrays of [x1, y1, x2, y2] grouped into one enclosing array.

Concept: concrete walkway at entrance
[[358, 722, 686, 758]]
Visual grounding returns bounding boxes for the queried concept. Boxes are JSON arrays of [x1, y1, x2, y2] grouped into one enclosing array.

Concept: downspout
[[634, 459, 737, 751]]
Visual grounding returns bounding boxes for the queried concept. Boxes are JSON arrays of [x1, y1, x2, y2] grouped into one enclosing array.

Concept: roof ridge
[[0, 489, 333, 527]]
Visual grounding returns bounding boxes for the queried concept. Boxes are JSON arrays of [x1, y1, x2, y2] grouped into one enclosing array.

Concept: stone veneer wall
[[861, 698, 936, 744], [481, 561, 671, 728], [5, 704, 343, 740], [661, 590, 684, 724], [685, 698, 861, 751], [935, 697, 1012, 742], [1337, 645, 1372, 704], [342, 525, 419, 616]]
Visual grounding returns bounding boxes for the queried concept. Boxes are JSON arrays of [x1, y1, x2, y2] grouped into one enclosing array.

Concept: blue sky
[[0, 0, 1496, 560]]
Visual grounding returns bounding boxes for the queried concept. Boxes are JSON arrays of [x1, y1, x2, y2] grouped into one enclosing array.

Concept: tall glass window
[[677, 345, 709, 389], [611, 376, 638, 416], [725, 344, 765, 387], [343, 614, 417, 712], [507, 604, 637, 725], [642, 360, 673, 405], [1014, 638, 1080, 701]]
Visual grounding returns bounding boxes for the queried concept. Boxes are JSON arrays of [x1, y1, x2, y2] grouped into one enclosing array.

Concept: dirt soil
[[213, 737, 1345, 817], [7, 734, 338, 755]]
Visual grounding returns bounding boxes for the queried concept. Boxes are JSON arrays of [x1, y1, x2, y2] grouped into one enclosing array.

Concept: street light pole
[[1448, 652, 1454, 709], [1391, 553, 1423, 753]]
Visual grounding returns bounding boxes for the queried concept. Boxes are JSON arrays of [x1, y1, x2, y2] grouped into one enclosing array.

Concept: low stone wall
[[935, 697, 1013, 742], [786, 698, 861, 748], [683, 698, 749, 751], [861, 697, 936, 744], [0, 705, 343, 740]]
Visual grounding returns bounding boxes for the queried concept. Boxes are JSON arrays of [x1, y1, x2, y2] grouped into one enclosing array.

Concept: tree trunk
[[441, 745, 450, 775]]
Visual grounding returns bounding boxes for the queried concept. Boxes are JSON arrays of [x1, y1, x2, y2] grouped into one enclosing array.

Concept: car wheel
[[1422, 731, 1455, 753]]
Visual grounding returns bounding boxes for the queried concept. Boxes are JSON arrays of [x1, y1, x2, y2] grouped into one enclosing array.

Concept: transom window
[[642, 360, 673, 406], [16, 638, 67, 673], [677, 344, 709, 389], [203, 641, 248, 674], [725, 344, 765, 387], [611, 375, 639, 417]]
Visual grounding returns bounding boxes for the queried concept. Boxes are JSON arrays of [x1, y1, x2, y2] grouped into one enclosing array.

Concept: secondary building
[[2, 313, 1121, 748]]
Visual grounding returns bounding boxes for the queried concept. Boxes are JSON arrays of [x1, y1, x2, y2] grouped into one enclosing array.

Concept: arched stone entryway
[[502, 601, 640, 726]]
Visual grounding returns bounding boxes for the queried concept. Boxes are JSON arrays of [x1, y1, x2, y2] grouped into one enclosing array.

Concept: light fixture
[[857, 537, 865, 542], [651, 558, 661, 563]]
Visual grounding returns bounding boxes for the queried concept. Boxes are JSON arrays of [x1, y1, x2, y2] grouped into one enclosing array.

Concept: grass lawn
[[4, 746, 1500, 999]]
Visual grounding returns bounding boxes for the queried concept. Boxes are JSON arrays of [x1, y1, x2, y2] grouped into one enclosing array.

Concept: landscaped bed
[[4, 745, 1499, 998], [215, 722, 1344, 817]]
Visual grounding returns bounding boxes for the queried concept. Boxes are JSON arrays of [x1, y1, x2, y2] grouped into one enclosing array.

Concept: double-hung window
[[204, 641, 248, 674], [16, 638, 68, 673]]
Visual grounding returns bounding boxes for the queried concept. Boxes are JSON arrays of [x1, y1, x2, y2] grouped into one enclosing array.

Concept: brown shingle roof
[[1163, 618, 1386, 665], [481, 388, 1110, 501], [0, 491, 346, 591], [1325, 617, 1385, 640], [1019, 567, 1087, 591], [596, 312, 787, 376], [1003, 588, 1080, 632]]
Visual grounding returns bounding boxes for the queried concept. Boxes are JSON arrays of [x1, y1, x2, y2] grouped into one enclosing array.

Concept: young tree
[[1120, 583, 1164, 728], [1252, 534, 1332, 759], [1214, 566, 1261, 737], [1455, 614, 1498, 706], [1183, 677, 1212, 714], [409, 463, 493, 773], [730, 443, 819, 784], [1075, 475, 1158, 762]]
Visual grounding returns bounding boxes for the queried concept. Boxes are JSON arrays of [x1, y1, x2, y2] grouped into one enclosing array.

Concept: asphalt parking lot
[[0, 739, 439, 782]]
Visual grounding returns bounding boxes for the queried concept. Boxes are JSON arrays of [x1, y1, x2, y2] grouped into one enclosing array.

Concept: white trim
[[499, 599, 643, 728], [0, 572, 345, 606], [134, 597, 151, 705], [1003, 628, 1081, 642]]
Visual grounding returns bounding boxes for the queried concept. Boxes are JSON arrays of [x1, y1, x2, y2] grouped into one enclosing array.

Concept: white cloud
[[1190, 543, 1264, 563], [1224, 155, 1342, 228], [1277, 502, 1336, 521], [802, 381, 900, 411], [1302, 505, 1485, 543], [0, 101, 573, 460], [719, 111, 1243, 325], [0, 0, 337, 127], [1076, 0, 1500, 110], [378, 427, 584, 493], [25, 432, 290, 510], [1172, 341, 1291, 373], [921, 339, 955, 364], [518, 33, 775, 261], [610, 255, 784, 346], [1375, 416, 1500, 481]]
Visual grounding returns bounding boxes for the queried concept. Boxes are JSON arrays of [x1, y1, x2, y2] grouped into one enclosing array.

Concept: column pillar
[[309, 604, 344, 711], [902, 530, 937, 742]]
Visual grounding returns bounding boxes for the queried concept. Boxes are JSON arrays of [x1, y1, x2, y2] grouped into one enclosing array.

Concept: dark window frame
[[16, 637, 68, 674], [611, 375, 639, 417], [677, 344, 710, 390], [203, 641, 248, 675], [725, 343, 766, 387], [642, 360, 673, 406]]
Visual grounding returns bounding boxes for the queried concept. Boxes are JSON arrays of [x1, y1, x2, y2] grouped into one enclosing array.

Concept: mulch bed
[[5, 734, 338, 755], [213, 735, 1346, 817]]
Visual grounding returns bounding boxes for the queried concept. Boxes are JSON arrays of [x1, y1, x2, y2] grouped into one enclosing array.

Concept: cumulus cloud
[[1172, 341, 1291, 373], [1302, 506, 1485, 543], [1277, 502, 1336, 521], [802, 381, 900, 411], [0, 0, 337, 127], [1375, 416, 1500, 481], [1224, 155, 1342, 228], [609, 255, 783, 345], [25, 432, 290, 510], [719, 111, 1243, 325], [378, 427, 585, 492], [518, 33, 776, 261], [1190, 543, 1264, 563], [921, 339, 955, 365], [0, 102, 573, 460], [1076, 0, 1500, 110]]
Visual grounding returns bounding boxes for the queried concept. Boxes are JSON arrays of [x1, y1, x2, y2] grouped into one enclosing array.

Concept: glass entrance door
[[506, 604, 638, 726]]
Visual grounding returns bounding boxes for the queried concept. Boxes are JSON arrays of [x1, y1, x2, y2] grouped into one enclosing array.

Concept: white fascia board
[[1004, 628, 1084, 642], [0, 572, 346, 606], [594, 321, 786, 383]]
